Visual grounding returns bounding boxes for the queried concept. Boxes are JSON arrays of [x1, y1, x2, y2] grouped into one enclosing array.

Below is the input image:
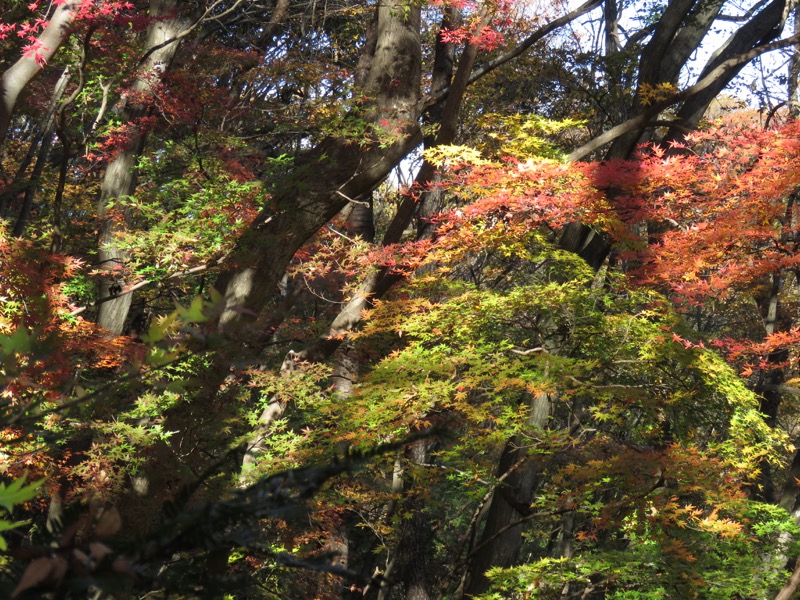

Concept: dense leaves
[[3, 0, 800, 598]]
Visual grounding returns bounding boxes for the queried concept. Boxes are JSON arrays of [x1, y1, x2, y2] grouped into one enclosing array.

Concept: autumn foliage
[[3, 0, 800, 598]]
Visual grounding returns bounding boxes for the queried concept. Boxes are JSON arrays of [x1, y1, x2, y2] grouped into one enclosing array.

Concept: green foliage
[[241, 360, 335, 480], [0, 475, 42, 551], [60, 272, 95, 307], [327, 232, 787, 598], [479, 500, 798, 599], [474, 113, 585, 160], [113, 166, 266, 280]]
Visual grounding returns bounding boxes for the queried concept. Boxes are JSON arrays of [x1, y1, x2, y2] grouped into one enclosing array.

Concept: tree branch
[[423, 0, 603, 110], [568, 30, 800, 162], [69, 262, 216, 317], [135, 0, 248, 69]]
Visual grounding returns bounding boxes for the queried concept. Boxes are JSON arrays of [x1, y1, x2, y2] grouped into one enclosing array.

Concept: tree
[[4, 0, 800, 598], [0, 0, 79, 148]]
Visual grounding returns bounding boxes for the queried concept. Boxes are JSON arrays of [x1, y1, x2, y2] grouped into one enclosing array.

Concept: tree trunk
[[775, 560, 800, 600], [752, 274, 787, 502], [604, 0, 620, 55], [0, 65, 71, 222], [463, 391, 550, 598], [373, 440, 436, 600], [237, 0, 424, 467], [211, 0, 423, 377], [11, 66, 72, 237], [605, 0, 726, 159], [789, 3, 800, 118], [665, 0, 789, 141], [96, 0, 193, 335], [0, 1, 77, 147], [767, 442, 800, 594]]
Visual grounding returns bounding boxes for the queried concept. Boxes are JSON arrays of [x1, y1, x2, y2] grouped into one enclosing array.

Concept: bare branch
[[568, 30, 800, 162]]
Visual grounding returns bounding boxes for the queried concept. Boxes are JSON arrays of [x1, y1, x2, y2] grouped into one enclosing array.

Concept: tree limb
[[423, 0, 603, 111], [568, 30, 800, 162]]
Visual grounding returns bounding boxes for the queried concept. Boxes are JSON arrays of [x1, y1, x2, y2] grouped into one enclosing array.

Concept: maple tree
[[4, 0, 800, 598]]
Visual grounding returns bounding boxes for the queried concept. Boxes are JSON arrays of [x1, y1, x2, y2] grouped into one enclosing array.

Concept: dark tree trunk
[[463, 436, 539, 597], [665, 0, 789, 141], [346, 195, 376, 243], [372, 440, 436, 600], [1, 66, 70, 225], [463, 389, 550, 598], [213, 0, 422, 339], [11, 66, 71, 237], [237, 0, 424, 471], [790, 3, 800, 117], [605, 0, 727, 159]]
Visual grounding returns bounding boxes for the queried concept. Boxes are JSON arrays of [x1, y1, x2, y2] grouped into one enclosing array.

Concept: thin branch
[[762, 384, 800, 396], [136, 0, 248, 69], [335, 189, 370, 206], [423, 0, 603, 110], [69, 262, 217, 316], [568, 30, 800, 161], [718, 0, 772, 22], [326, 223, 359, 243], [88, 77, 112, 137], [509, 346, 545, 356]]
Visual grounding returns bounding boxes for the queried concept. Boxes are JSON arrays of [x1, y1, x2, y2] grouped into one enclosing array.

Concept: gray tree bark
[[604, 0, 620, 55], [0, 1, 77, 148], [605, 0, 727, 159], [569, 30, 800, 161], [96, 0, 193, 335]]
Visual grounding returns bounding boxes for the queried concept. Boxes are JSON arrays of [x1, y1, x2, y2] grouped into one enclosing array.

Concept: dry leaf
[[12, 556, 55, 597], [88, 542, 113, 563], [95, 506, 122, 537], [71, 548, 91, 577], [112, 557, 134, 574], [51, 555, 69, 581], [60, 514, 90, 546]]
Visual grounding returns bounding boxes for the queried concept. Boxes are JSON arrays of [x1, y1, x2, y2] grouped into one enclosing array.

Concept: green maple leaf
[[0, 518, 29, 551], [0, 474, 44, 514]]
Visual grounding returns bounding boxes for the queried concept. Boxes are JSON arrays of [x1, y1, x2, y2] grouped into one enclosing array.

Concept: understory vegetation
[[4, 0, 800, 598]]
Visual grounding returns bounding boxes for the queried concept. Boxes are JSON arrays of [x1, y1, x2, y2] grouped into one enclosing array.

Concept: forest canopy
[[3, 0, 800, 598]]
